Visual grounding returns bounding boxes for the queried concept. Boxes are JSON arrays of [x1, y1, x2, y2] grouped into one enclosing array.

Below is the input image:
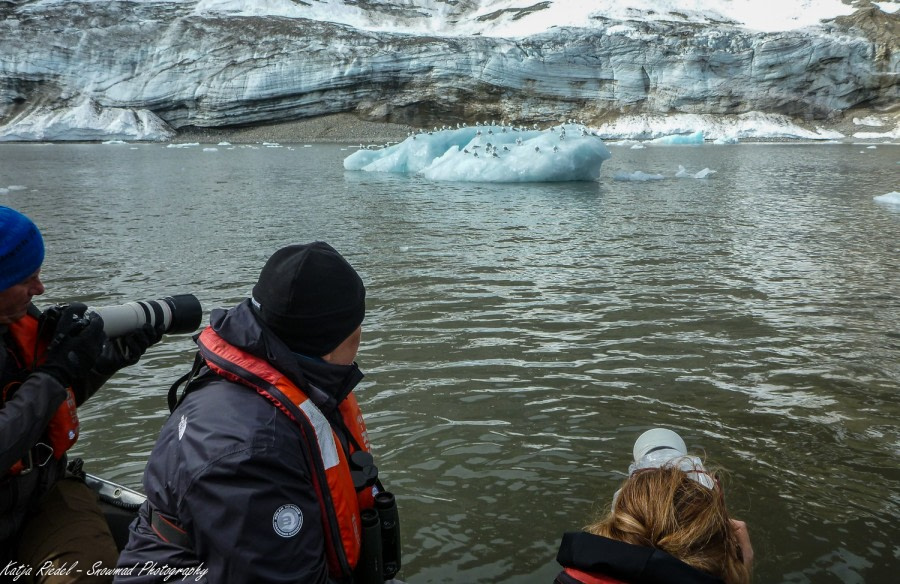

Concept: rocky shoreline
[[171, 110, 899, 146], [174, 114, 416, 145]]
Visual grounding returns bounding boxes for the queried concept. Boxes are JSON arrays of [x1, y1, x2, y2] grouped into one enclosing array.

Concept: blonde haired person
[[555, 429, 753, 584]]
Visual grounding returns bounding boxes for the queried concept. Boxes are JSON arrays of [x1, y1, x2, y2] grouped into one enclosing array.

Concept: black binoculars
[[355, 491, 401, 583]]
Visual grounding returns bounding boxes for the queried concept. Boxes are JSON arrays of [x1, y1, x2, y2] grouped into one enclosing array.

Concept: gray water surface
[[2, 141, 898, 583]]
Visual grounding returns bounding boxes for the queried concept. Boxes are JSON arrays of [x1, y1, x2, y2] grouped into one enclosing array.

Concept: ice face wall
[[0, 1, 896, 140]]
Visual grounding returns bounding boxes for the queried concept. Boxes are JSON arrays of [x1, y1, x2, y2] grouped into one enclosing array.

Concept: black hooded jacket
[[115, 300, 365, 584]]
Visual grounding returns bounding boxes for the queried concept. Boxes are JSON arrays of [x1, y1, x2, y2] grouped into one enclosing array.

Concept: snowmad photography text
[[1, 560, 208, 582]]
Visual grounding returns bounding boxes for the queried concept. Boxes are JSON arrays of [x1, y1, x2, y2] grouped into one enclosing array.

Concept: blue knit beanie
[[0, 206, 45, 291]]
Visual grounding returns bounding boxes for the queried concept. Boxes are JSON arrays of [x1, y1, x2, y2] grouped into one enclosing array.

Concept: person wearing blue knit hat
[[0, 206, 46, 324], [1, 206, 162, 582]]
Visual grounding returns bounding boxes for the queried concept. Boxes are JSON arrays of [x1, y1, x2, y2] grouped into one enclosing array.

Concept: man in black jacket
[[116, 242, 397, 584], [1, 206, 161, 582]]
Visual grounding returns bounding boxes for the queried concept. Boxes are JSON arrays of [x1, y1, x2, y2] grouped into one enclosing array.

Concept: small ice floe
[[263, 142, 281, 148], [713, 135, 739, 145], [399, 246, 410, 252], [166, 142, 199, 148], [873, 191, 900, 205], [613, 170, 665, 181], [304, 144, 313, 148], [630, 143, 645, 149], [867, 146, 877, 149], [648, 131, 704, 145], [5, 185, 26, 191], [217, 141, 232, 146], [203, 147, 218, 152], [101, 140, 127, 145], [675, 165, 717, 179]]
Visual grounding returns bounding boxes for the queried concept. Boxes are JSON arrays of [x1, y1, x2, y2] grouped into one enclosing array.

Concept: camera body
[[613, 428, 715, 507], [627, 428, 714, 489]]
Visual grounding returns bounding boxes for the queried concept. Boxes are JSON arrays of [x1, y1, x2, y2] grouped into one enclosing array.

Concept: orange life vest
[[561, 567, 629, 584], [196, 326, 374, 580], [3, 311, 80, 475]]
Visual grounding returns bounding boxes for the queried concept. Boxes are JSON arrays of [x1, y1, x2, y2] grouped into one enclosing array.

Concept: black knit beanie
[[251, 242, 365, 356]]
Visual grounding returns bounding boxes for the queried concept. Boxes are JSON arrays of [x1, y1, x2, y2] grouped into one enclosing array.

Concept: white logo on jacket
[[178, 415, 187, 440], [273, 504, 303, 537]]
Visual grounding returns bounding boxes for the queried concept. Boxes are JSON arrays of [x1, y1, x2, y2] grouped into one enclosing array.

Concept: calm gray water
[[1, 141, 898, 583]]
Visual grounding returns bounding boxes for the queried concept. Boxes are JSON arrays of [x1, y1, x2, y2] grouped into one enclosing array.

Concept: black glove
[[37, 303, 107, 392], [94, 323, 164, 376]]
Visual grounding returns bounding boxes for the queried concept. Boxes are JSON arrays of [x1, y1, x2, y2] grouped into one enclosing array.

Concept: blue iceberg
[[343, 124, 611, 182]]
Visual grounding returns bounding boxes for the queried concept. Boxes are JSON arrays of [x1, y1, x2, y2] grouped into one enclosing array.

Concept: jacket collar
[[556, 532, 725, 584], [208, 299, 364, 414]]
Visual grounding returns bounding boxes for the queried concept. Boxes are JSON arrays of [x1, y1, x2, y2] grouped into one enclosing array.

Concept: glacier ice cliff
[[0, 0, 896, 141]]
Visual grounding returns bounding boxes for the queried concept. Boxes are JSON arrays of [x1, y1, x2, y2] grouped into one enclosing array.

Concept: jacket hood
[[207, 299, 364, 413], [557, 532, 725, 584]]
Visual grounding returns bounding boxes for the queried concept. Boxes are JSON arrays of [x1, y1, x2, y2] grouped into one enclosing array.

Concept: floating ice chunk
[[6, 185, 26, 191], [344, 124, 611, 182], [614, 171, 665, 181], [102, 140, 127, 145], [648, 131, 705, 145], [674, 165, 716, 179], [874, 191, 900, 205], [630, 143, 645, 149], [203, 147, 218, 152], [166, 142, 199, 148], [713, 135, 739, 144], [217, 141, 232, 146]]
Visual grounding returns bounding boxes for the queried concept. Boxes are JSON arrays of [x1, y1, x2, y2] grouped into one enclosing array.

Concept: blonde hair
[[586, 466, 750, 584]]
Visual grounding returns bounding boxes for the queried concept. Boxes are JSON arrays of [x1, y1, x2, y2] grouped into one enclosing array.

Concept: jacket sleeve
[[0, 371, 68, 470], [178, 442, 332, 584]]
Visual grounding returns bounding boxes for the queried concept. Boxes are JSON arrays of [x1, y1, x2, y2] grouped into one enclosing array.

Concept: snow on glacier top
[[184, 0, 866, 37]]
